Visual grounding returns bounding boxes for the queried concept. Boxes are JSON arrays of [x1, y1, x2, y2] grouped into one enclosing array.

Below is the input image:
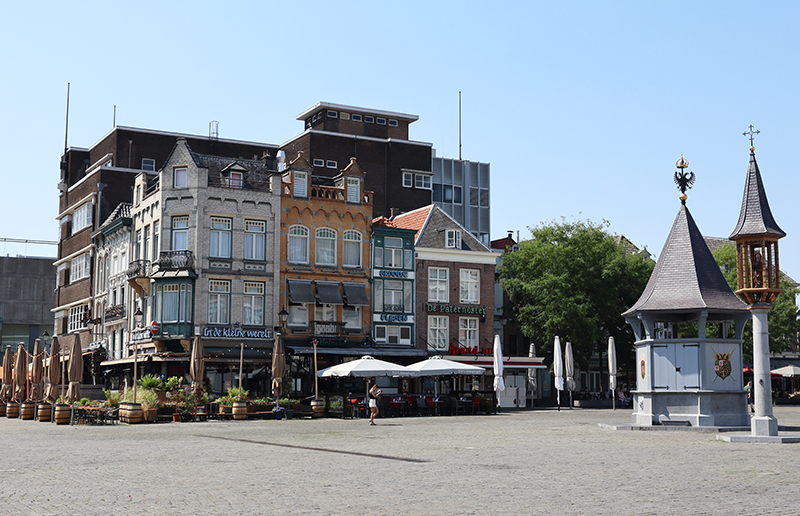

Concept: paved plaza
[[2, 406, 800, 515]]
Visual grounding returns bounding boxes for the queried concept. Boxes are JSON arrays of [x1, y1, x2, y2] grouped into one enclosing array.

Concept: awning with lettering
[[317, 282, 344, 305], [288, 279, 315, 304], [343, 282, 369, 306]]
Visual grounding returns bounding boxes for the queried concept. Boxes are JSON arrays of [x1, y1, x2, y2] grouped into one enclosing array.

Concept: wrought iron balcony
[[383, 304, 404, 313], [126, 260, 150, 280], [104, 304, 126, 322], [313, 320, 345, 337], [156, 250, 194, 271]]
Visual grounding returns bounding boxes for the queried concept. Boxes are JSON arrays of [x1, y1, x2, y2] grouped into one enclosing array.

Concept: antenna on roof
[[113, 105, 116, 127], [458, 91, 462, 160], [63, 82, 70, 155]]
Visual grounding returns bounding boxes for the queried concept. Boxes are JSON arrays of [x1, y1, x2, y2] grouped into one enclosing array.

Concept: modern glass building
[[431, 157, 490, 247]]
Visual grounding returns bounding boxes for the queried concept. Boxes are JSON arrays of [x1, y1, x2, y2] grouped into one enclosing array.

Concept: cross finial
[[743, 125, 760, 148]]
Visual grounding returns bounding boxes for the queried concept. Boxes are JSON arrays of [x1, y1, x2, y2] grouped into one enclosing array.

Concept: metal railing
[[156, 250, 194, 271], [126, 260, 150, 279], [104, 304, 126, 322], [313, 320, 346, 337]]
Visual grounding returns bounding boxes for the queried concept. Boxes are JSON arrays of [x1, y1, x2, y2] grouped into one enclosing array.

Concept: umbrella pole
[[238, 342, 243, 400], [60, 348, 65, 402], [569, 390, 572, 410], [313, 339, 319, 400], [133, 339, 138, 404]]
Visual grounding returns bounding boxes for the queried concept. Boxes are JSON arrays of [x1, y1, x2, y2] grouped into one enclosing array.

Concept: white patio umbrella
[[771, 365, 800, 377], [565, 341, 575, 409], [527, 342, 537, 394], [407, 356, 485, 376], [318, 355, 418, 378], [608, 337, 618, 410], [553, 336, 564, 411]]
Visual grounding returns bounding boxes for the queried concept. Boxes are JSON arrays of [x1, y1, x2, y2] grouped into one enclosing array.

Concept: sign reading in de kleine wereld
[[426, 303, 486, 315], [203, 327, 273, 339]]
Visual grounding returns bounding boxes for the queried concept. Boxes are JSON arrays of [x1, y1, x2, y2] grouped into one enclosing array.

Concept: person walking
[[368, 378, 381, 426], [745, 380, 754, 413]]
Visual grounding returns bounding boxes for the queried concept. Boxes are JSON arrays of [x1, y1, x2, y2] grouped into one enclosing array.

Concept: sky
[[2, 2, 800, 277]]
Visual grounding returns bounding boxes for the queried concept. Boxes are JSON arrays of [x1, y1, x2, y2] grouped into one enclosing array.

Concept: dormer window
[[230, 171, 243, 188], [346, 178, 360, 203], [446, 229, 461, 249], [293, 171, 307, 197], [174, 167, 188, 188]]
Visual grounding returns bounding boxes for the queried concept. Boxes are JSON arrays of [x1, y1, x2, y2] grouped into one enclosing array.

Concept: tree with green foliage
[[711, 243, 799, 362], [499, 219, 654, 371]]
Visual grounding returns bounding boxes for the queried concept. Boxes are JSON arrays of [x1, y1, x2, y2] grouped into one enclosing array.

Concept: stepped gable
[[729, 149, 785, 239], [623, 205, 748, 318]]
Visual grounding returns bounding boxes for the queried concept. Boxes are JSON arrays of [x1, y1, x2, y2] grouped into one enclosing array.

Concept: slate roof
[[729, 149, 785, 239], [623, 205, 748, 317], [391, 204, 491, 252], [99, 202, 131, 229]]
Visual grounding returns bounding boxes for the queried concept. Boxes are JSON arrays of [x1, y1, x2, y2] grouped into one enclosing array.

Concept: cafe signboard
[[202, 327, 273, 339], [425, 303, 487, 316]]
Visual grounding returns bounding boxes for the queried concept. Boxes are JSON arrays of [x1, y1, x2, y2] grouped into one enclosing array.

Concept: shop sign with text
[[203, 327, 273, 339], [426, 303, 486, 315], [449, 343, 493, 355]]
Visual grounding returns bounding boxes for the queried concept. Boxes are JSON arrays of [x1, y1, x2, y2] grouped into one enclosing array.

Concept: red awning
[[442, 355, 546, 369]]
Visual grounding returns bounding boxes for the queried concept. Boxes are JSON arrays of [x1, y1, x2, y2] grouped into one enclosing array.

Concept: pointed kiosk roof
[[729, 148, 785, 239], [623, 204, 748, 319]]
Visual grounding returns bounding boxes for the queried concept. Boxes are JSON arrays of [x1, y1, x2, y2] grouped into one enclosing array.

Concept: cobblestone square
[[2, 406, 799, 515]]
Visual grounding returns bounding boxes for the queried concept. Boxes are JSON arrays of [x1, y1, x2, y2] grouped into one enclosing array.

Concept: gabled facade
[[371, 217, 416, 348]]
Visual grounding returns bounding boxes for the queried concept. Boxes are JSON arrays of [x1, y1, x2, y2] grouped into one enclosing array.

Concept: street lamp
[[278, 308, 288, 326], [132, 307, 143, 403]]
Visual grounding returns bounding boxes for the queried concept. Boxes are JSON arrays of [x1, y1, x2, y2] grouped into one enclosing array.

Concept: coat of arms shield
[[714, 353, 732, 380]]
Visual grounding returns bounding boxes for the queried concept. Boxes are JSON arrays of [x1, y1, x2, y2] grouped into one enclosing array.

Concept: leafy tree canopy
[[711, 243, 799, 362], [499, 219, 654, 370]]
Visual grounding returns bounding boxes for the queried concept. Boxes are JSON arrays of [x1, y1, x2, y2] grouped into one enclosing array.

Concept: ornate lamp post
[[729, 126, 785, 437], [133, 307, 143, 403]]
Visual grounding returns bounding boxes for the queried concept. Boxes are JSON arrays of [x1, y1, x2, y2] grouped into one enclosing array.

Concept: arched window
[[343, 230, 362, 268], [315, 228, 337, 265], [288, 225, 309, 263]]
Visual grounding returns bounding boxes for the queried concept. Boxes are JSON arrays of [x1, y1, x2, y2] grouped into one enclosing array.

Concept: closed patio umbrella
[[271, 332, 286, 401], [493, 334, 505, 391], [527, 342, 538, 394], [608, 337, 617, 410], [189, 336, 205, 394], [30, 339, 44, 401], [0, 346, 12, 401], [13, 344, 27, 401], [565, 341, 575, 409], [45, 336, 60, 401], [66, 334, 82, 403], [553, 336, 564, 411]]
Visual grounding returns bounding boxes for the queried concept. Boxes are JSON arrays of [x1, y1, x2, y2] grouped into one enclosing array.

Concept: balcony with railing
[[156, 250, 195, 271], [383, 304, 404, 313], [313, 320, 346, 337], [126, 259, 151, 296], [104, 304, 126, 322], [208, 175, 271, 192]]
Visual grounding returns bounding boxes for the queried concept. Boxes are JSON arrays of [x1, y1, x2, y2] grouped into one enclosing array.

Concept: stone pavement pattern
[[2, 407, 800, 515]]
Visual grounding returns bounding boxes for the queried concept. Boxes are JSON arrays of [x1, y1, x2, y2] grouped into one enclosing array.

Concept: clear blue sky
[[3, 1, 800, 278]]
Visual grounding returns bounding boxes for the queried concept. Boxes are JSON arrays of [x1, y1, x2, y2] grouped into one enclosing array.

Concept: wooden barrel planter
[[127, 403, 143, 424], [7, 402, 20, 418], [311, 398, 325, 418], [118, 402, 129, 423], [232, 401, 248, 420], [0, 402, 6, 417], [36, 403, 52, 422], [20, 402, 35, 420], [143, 407, 157, 423], [54, 404, 70, 425]]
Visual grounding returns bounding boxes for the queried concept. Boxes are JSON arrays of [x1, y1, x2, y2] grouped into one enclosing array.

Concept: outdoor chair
[[416, 396, 431, 416]]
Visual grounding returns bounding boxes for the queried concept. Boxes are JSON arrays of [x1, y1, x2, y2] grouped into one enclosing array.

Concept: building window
[[383, 280, 404, 313], [143, 225, 150, 264], [470, 187, 490, 207], [458, 317, 479, 348], [446, 229, 461, 249], [293, 172, 307, 197], [179, 284, 192, 322], [70, 253, 90, 283], [288, 225, 309, 263], [428, 316, 448, 350], [68, 305, 89, 333], [364, 116, 375, 123], [375, 325, 411, 345], [288, 303, 308, 327], [460, 269, 480, 304], [340, 112, 350, 120], [453, 186, 463, 204], [315, 228, 337, 266], [384, 237, 403, 268], [402, 173, 413, 188], [243, 282, 264, 326], [174, 167, 187, 188], [210, 217, 232, 258], [152, 221, 160, 261], [244, 220, 266, 260], [162, 284, 180, 323], [172, 216, 189, 250], [346, 178, 360, 202], [352, 114, 362, 122], [72, 203, 92, 233], [343, 306, 361, 328], [314, 304, 336, 322], [327, 110, 338, 118], [343, 230, 362, 268], [429, 267, 449, 302], [208, 280, 230, 324], [142, 158, 156, 172], [229, 171, 243, 189], [313, 159, 325, 167], [388, 119, 398, 127], [326, 160, 338, 169], [376, 117, 386, 125], [135, 229, 142, 259], [415, 174, 431, 189]]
